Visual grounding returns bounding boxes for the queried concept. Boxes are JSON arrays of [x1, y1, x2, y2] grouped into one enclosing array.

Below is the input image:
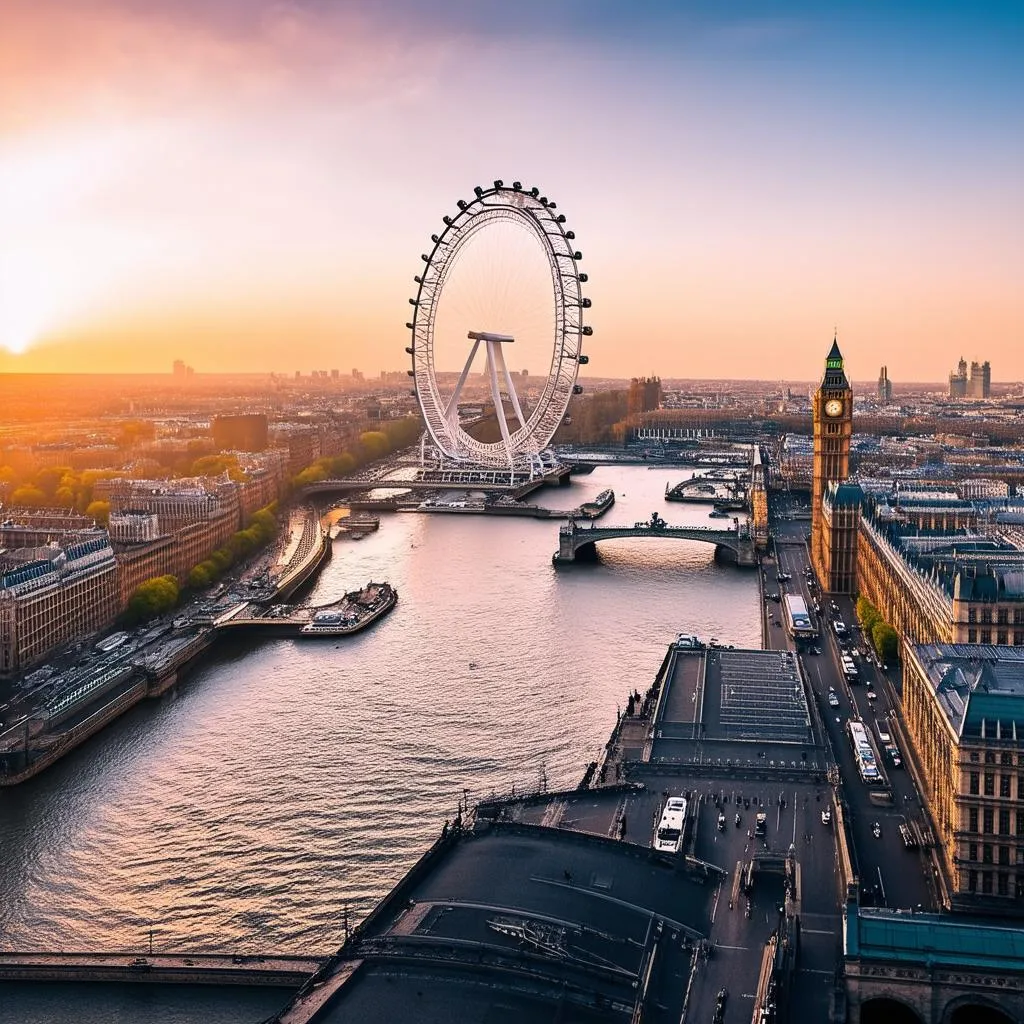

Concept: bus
[[783, 595, 817, 643], [847, 720, 882, 785], [654, 796, 687, 854]]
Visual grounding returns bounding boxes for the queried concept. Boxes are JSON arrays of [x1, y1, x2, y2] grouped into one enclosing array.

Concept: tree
[[127, 575, 180, 623], [856, 596, 879, 635], [871, 621, 900, 663], [86, 500, 111, 525], [9, 484, 46, 506]]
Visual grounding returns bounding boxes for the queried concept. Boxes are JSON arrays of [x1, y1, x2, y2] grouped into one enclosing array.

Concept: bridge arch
[[553, 522, 756, 567], [860, 997, 925, 1024], [943, 995, 1017, 1024]]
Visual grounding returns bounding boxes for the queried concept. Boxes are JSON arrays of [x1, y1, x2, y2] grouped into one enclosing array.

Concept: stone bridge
[[552, 520, 756, 566]]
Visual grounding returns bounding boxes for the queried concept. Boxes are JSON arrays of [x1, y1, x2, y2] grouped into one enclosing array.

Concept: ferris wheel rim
[[407, 182, 591, 467]]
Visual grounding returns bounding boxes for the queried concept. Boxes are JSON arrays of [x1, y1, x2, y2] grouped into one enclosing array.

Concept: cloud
[[0, 0, 455, 136]]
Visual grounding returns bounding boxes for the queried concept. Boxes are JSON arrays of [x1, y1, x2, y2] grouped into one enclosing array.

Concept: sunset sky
[[1, 1, 1021, 381]]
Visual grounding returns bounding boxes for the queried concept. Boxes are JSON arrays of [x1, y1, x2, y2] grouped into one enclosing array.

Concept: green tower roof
[[821, 334, 849, 389]]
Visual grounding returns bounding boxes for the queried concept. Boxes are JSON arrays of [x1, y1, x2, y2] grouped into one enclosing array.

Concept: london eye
[[406, 180, 591, 473]]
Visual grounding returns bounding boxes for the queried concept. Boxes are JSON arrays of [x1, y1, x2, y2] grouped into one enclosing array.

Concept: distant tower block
[[877, 365, 892, 405]]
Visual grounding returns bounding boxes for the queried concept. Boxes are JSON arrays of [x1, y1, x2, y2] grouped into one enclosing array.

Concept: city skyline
[[1, 0, 1022, 379]]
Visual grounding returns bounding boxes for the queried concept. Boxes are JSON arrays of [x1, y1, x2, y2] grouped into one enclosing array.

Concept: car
[[827, 690, 840, 708], [717, 813, 726, 831], [866, 689, 877, 701], [777, 572, 791, 582], [821, 808, 832, 826], [872, 821, 882, 839], [128, 958, 151, 972]]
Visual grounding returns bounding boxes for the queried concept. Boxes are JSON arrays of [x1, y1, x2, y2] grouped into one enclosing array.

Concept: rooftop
[[846, 905, 1024, 971], [910, 644, 1024, 740]]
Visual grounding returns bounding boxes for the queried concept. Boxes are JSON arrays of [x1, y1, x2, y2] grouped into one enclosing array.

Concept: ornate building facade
[[901, 644, 1024, 909], [811, 338, 855, 592]]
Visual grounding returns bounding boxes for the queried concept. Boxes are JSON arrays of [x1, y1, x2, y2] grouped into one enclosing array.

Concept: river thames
[[0, 465, 759, 1021]]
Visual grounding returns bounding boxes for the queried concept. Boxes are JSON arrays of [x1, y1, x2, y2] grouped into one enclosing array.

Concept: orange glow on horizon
[[1, 1, 1021, 380]]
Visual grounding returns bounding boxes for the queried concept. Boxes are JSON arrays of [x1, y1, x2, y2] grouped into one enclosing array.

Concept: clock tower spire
[[811, 335, 854, 590]]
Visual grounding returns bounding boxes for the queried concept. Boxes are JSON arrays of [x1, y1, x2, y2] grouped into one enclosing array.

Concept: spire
[[820, 331, 849, 389], [826, 331, 842, 366]]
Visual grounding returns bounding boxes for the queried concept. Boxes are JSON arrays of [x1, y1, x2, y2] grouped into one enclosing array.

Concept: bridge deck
[[0, 951, 321, 986]]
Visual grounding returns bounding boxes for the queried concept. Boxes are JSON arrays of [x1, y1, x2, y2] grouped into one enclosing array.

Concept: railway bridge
[[552, 517, 756, 566]]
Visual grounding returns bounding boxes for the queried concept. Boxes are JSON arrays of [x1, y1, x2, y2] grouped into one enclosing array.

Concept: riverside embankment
[[0, 509, 333, 786]]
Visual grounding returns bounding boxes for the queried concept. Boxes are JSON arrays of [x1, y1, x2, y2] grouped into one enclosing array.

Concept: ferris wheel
[[406, 180, 591, 471]]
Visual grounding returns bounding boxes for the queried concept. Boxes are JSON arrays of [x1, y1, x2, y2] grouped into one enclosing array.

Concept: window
[[1015, 632, 1024, 646], [1001, 775, 1012, 798], [998, 630, 1008, 645], [1017, 810, 1024, 835], [984, 772, 995, 796], [981, 630, 992, 644], [981, 608, 992, 625], [983, 843, 993, 863], [969, 842, 978, 861], [969, 608, 977, 624], [984, 808, 994, 833], [970, 751, 980, 763], [968, 628, 977, 643], [970, 807, 979, 832], [997, 608, 1009, 625], [970, 772, 979, 795], [998, 872, 1009, 896], [982, 871, 993, 893], [969, 869, 978, 892], [999, 846, 1010, 866], [1014, 609, 1024, 625], [1000, 809, 1011, 834], [986, 752, 995, 764], [1019, 774, 1024, 799], [1003, 752, 1013, 766]]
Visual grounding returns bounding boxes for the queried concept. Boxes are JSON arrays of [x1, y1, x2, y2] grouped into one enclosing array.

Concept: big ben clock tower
[[811, 335, 853, 586]]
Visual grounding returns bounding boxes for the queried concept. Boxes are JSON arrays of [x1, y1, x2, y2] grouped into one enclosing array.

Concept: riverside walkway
[[0, 951, 321, 986]]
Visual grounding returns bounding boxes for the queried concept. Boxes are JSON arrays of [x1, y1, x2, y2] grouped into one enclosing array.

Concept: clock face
[[825, 399, 844, 418]]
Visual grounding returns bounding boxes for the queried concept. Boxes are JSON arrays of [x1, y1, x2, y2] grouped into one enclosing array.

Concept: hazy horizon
[[2, 1, 1021, 380]]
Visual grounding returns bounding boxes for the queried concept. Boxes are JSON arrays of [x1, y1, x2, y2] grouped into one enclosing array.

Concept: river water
[[0, 465, 758, 1020]]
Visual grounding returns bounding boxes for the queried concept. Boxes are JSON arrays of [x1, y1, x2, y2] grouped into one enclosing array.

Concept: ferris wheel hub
[[467, 331, 515, 344]]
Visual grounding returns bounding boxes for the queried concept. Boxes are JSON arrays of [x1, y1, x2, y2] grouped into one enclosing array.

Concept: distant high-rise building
[[877, 365, 893, 404], [172, 359, 194, 379], [351, 369, 364, 381], [627, 376, 662, 416], [968, 360, 991, 399], [948, 356, 968, 398]]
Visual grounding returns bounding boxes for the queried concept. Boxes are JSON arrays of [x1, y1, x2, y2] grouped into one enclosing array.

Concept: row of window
[[967, 607, 1024, 625], [965, 628, 1024, 645], [968, 750, 1022, 766], [966, 869, 1024, 897], [967, 772, 1024, 799], [966, 806, 1024, 836], [965, 842, 1023, 866]]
